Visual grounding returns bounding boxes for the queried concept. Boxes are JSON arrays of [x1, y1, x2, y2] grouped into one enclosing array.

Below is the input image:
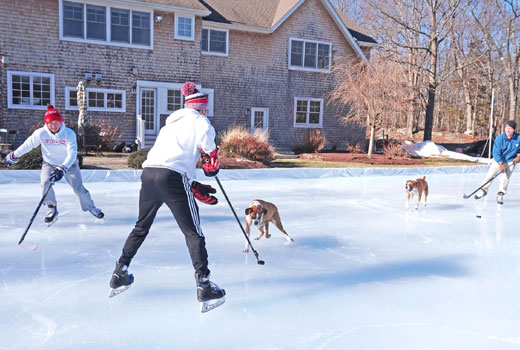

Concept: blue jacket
[[493, 132, 520, 163]]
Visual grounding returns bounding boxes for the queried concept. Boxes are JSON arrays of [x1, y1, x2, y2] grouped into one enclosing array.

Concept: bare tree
[[471, 0, 520, 123], [330, 59, 414, 158]]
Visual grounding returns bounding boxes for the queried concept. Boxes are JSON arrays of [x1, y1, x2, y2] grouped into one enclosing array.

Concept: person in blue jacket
[[474, 120, 520, 204]]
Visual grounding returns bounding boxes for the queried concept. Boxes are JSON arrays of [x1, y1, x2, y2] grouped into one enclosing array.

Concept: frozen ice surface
[[1, 167, 520, 349]]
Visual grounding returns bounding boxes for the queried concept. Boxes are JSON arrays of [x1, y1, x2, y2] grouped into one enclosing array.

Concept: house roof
[[125, 0, 210, 15], [197, 0, 376, 44]]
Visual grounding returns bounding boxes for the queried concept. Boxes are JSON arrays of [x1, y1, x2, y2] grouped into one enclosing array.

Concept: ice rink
[[1, 166, 520, 350]]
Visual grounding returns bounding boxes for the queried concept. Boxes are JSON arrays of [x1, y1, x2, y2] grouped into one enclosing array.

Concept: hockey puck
[[476, 215, 482, 218]]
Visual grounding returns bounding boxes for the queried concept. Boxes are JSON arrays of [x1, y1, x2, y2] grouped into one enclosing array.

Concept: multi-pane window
[[8, 71, 54, 109], [87, 4, 106, 40], [111, 8, 130, 43], [61, 1, 151, 47], [63, 1, 83, 38], [290, 39, 331, 71], [201, 28, 228, 55], [294, 98, 323, 127], [167, 90, 182, 111], [254, 111, 264, 129], [132, 11, 150, 46], [88, 91, 104, 108], [175, 15, 193, 40], [66, 87, 125, 112]]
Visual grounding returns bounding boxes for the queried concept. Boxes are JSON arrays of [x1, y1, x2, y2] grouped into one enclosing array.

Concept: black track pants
[[119, 167, 210, 276]]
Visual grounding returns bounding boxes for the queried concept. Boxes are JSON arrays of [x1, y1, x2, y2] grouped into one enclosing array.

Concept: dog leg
[[254, 227, 265, 240], [406, 192, 411, 210], [243, 222, 250, 253], [424, 186, 428, 207], [416, 191, 421, 210], [264, 221, 271, 239], [274, 214, 293, 242]]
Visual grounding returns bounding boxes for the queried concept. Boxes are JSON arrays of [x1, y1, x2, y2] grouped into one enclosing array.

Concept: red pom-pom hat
[[44, 104, 63, 124], [181, 82, 208, 111]]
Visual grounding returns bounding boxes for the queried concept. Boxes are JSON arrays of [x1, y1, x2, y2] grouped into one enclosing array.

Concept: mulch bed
[[300, 153, 423, 166]]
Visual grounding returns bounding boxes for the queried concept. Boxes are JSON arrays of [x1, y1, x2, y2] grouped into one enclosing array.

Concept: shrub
[[13, 146, 43, 169], [383, 140, 410, 158], [219, 126, 274, 164], [346, 143, 363, 153], [128, 149, 149, 169], [292, 129, 326, 153]]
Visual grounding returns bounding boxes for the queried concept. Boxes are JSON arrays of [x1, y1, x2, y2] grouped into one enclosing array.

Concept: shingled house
[[0, 0, 376, 151]]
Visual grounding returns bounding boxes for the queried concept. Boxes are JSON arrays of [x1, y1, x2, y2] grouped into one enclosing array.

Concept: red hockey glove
[[200, 148, 219, 177], [191, 181, 218, 205]]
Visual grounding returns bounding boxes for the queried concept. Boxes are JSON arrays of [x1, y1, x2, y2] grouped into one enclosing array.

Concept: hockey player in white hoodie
[[3, 104, 104, 224], [109, 82, 225, 312]]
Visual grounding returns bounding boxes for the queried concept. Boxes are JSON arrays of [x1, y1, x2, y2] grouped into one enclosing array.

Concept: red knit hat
[[44, 104, 63, 124], [181, 82, 208, 110]]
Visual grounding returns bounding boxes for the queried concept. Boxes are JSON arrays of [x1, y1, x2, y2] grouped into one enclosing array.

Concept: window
[[167, 89, 182, 112], [289, 38, 331, 72], [111, 8, 130, 43], [60, 1, 152, 48], [175, 14, 194, 40], [201, 28, 228, 56], [63, 1, 83, 38], [294, 98, 323, 127], [65, 87, 125, 112], [87, 4, 106, 40], [7, 71, 54, 109], [132, 11, 150, 46]]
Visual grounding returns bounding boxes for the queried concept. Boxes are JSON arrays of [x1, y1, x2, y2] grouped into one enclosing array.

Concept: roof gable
[[198, 0, 375, 60]]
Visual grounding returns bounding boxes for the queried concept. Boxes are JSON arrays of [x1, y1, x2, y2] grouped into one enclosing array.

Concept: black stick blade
[[257, 260, 265, 265]]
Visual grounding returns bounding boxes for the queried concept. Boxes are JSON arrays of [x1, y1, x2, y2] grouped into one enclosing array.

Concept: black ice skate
[[44, 203, 58, 226], [109, 262, 134, 298], [497, 192, 504, 205], [196, 274, 226, 313]]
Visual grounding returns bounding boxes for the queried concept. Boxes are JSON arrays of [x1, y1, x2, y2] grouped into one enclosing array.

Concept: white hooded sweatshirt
[[142, 108, 217, 180], [14, 122, 78, 170]]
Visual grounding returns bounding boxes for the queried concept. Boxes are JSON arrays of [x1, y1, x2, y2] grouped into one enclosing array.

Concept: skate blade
[[20, 241, 38, 251], [200, 297, 225, 313], [109, 285, 131, 298], [46, 217, 58, 227]]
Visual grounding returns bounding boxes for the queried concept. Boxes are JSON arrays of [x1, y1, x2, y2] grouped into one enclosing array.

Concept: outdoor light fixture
[[154, 15, 163, 22]]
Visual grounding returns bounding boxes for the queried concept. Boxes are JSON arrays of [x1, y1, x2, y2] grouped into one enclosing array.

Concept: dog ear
[[245, 208, 252, 215], [263, 208, 268, 215]]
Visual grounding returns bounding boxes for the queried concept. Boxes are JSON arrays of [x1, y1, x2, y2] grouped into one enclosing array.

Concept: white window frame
[[59, 0, 153, 49], [289, 38, 332, 73], [201, 26, 229, 57], [251, 107, 269, 133], [7, 71, 55, 110], [174, 13, 194, 41], [65, 86, 126, 112], [200, 88, 214, 117], [166, 88, 184, 112], [293, 97, 323, 128]]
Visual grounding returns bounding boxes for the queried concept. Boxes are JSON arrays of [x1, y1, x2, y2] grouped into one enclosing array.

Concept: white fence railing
[[136, 114, 144, 150]]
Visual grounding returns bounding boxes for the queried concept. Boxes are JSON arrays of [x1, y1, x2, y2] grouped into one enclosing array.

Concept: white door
[[140, 88, 157, 135], [251, 108, 269, 133]]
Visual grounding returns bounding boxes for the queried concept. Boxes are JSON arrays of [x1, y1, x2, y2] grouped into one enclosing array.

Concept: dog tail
[[422, 176, 426, 180]]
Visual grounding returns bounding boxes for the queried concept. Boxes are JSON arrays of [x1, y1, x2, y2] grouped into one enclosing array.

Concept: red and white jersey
[[143, 108, 217, 180], [14, 123, 78, 169]]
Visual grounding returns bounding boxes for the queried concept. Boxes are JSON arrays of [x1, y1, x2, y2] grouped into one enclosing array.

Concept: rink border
[[0, 165, 489, 184]]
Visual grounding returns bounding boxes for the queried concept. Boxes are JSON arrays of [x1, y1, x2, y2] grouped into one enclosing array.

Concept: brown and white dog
[[405, 176, 429, 210], [243, 199, 294, 253]]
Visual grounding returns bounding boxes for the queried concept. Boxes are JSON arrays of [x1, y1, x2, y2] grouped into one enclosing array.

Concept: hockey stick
[[18, 180, 55, 248], [463, 163, 513, 199], [214, 176, 265, 265]]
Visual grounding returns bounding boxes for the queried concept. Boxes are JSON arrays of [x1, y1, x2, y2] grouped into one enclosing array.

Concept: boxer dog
[[243, 200, 294, 253], [405, 176, 428, 210]]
